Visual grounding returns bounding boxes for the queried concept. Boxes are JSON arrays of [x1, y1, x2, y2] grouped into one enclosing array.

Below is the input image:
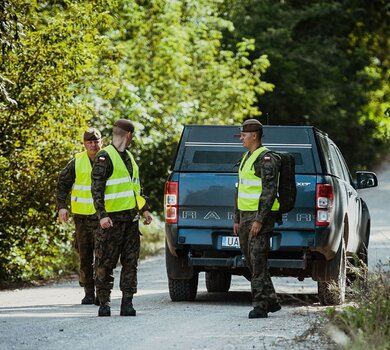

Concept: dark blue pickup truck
[[164, 125, 378, 305]]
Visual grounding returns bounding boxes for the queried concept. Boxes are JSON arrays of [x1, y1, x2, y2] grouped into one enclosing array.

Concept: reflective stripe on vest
[[103, 145, 140, 212], [71, 151, 96, 214], [237, 146, 280, 211]]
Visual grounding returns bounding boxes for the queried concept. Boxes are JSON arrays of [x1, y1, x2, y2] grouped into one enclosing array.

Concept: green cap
[[113, 119, 135, 133], [83, 127, 101, 141], [240, 119, 263, 132]]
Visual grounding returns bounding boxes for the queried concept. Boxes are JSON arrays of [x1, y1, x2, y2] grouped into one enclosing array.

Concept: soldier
[[57, 127, 102, 305], [91, 118, 153, 317], [233, 119, 282, 318]]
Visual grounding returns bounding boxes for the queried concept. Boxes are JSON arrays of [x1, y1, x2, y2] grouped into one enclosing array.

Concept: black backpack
[[264, 150, 297, 214]]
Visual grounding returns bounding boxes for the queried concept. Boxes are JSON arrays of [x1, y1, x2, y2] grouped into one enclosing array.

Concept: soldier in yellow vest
[[57, 127, 102, 305], [91, 119, 153, 317], [233, 119, 282, 318]]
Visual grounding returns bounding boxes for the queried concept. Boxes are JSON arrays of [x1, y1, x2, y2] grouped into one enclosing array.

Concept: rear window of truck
[[178, 142, 316, 174], [179, 143, 243, 172]]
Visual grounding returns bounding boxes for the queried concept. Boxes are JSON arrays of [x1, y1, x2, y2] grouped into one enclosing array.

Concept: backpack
[[264, 150, 297, 214]]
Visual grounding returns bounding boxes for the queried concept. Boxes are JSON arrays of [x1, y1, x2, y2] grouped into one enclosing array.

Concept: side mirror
[[355, 171, 378, 189]]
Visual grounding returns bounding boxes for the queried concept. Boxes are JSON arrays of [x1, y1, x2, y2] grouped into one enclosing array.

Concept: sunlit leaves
[[0, 0, 273, 281], [0, 0, 112, 281]]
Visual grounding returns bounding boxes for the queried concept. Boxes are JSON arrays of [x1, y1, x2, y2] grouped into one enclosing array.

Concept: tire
[[205, 271, 232, 293], [168, 273, 199, 301], [318, 238, 346, 306]]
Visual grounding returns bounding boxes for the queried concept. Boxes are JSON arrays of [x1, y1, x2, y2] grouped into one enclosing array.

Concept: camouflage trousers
[[74, 217, 99, 291], [238, 211, 279, 310], [94, 220, 140, 304]]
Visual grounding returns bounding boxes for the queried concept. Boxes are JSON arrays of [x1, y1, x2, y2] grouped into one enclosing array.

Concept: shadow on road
[[194, 290, 319, 307]]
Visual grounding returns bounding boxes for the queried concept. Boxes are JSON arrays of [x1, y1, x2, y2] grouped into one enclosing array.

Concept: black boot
[[98, 303, 111, 317], [268, 302, 281, 313], [120, 297, 136, 316], [81, 289, 95, 305], [248, 307, 268, 319]]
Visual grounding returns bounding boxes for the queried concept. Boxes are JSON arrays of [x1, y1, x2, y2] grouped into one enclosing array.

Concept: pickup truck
[[164, 125, 378, 305]]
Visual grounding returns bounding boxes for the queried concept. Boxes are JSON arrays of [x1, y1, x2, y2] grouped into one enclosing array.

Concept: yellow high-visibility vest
[[103, 145, 146, 212], [71, 151, 95, 215], [237, 146, 280, 212]]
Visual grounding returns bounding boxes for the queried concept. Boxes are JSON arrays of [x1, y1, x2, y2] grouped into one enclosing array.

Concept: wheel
[[205, 271, 232, 293], [318, 238, 346, 306], [168, 273, 199, 301]]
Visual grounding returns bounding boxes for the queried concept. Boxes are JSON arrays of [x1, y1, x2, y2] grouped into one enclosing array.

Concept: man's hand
[[142, 211, 153, 225], [100, 217, 113, 229], [250, 221, 263, 237], [58, 209, 69, 223], [233, 223, 240, 236]]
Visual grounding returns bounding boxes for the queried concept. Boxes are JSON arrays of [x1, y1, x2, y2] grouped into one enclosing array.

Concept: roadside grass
[[326, 262, 390, 350]]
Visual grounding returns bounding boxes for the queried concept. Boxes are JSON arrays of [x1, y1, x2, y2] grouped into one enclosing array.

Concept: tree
[[85, 0, 273, 211], [0, 0, 272, 281], [222, 0, 390, 169], [0, 0, 20, 106], [0, 0, 112, 281]]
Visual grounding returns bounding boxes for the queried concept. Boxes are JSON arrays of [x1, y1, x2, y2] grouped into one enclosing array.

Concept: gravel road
[[1, 162, 389, 350]]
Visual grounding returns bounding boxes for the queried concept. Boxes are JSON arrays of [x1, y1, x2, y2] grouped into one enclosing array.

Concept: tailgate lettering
[[204, 211, 220, 220], [182, 211, 196, 219], [296, 213, 313, 222]]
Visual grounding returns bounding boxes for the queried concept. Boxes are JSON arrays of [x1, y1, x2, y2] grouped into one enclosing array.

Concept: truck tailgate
[[178, 172, 236, 229], [177, 173, 317, 231]]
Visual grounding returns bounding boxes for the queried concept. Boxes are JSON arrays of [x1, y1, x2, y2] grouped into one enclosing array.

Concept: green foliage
[[3, 224, 77, 281], [327, 267, 390, 349], [0, 0, 20, 106], [0, 0, 271, 282], [84, 0, 273, 212], [222, 0, 390, 170], [0, 0, 113, 281]]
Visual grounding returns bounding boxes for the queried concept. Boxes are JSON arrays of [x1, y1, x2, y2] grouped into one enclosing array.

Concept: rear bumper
[[166, 224, 335, 255], [165, 224, 342, 271], [189, 255, 307, 270]]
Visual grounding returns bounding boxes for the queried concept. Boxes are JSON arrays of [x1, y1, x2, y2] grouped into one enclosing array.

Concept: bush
[[0, 222, 78, 284], [327, 262, 390, 350], [0, 215, 165, 287]]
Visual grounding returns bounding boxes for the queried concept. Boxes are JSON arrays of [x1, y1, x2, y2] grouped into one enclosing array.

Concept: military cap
[[83, 127, 101, 141], [240, 119, 263, 133], [113, 119, 135, 133]]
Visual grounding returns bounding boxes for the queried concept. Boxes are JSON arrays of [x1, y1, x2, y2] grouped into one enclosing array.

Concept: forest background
[[0, 0, 389, 283]]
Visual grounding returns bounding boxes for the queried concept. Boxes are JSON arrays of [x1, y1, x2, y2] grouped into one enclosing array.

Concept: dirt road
[[1, 163, 389, 350]]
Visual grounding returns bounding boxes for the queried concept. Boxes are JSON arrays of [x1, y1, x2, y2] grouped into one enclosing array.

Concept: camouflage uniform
[[91, 146, 150, 305], [234, 149, 281, 310], [57, 158, 98, 292]]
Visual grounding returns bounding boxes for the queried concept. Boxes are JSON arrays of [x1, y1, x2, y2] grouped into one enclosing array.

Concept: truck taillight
[[164, 181, 178, 224], [316, 184, 334, 226]]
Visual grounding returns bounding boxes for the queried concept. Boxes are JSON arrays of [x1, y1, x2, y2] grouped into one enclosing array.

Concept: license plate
[[221, 236, 240, 248]]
